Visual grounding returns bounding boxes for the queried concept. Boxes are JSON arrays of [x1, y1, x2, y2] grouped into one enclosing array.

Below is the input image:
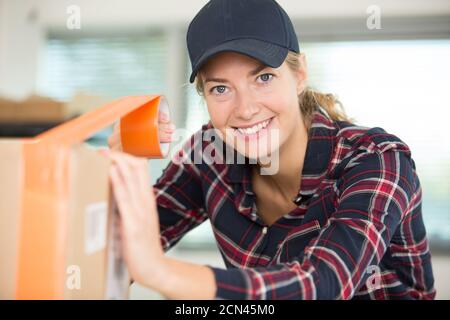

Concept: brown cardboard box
[[0, 97, 17, 120], [64, 144, 130, 299], [0, 93, 111, 124], [0, 95, 69, 123], [0, 95, 166, 299], [0, 139, 129, 299]]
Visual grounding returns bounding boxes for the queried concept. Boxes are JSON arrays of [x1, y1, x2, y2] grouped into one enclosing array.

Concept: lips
[[232, 117, 273, 129], [231, 117, 274, 135], [232, 116, 275, 139]]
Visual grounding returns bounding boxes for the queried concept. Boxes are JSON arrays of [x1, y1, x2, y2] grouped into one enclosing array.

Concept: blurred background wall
[[0, 0, 449, 299]]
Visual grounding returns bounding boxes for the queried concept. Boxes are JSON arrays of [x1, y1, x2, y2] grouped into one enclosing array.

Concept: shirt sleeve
[[209, 148, 419, 299], [153, 134, 208, 252]]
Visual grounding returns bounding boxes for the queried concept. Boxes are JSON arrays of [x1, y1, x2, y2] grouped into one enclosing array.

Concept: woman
[[105, 0, 435, 299]]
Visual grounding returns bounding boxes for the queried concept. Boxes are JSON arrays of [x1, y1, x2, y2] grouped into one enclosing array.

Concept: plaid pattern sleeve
[[210, 146, 433, 299]]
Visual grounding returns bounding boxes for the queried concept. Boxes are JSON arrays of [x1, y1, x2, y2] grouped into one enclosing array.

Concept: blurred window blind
[[40, 33, 167, 101], [183, 39, 450, 249], [301, 39, 450, 245], [185, 62, 210, 134], [38, 33, 168, 147]]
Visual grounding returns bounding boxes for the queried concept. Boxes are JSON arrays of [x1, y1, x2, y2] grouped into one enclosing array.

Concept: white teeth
[[235, 118, 271, 135]]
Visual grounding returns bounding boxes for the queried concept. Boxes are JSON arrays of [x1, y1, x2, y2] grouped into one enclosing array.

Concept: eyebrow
[[204, 63, 269, 84]]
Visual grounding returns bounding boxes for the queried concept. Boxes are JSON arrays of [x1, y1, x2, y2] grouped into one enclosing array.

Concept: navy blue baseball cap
[[187, 0, 300, 83]]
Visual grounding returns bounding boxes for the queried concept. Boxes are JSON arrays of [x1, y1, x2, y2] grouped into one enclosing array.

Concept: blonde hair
[[194, 50, 354, 129]]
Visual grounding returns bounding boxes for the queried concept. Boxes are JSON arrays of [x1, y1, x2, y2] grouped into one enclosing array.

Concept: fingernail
[[160, 112, 169, 120], [167, 123, 176, 131]]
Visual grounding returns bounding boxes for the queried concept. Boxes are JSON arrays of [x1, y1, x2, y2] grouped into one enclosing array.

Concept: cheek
[[206, 101, 233, 128], [264, 92, 298, 120], [266, 80, 298, 112], [267, 88, 301, 142]]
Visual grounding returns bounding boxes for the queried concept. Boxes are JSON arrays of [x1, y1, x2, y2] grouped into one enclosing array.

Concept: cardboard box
[[0, 92, 112, 124], [0, 95, 69, 123], [0, 140, 129, 299], [0, 95, 166, 299]]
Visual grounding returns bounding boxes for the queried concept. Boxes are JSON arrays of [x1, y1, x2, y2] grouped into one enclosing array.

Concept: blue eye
[[210, 85, 227, 94], [258, 73, 273, 83]]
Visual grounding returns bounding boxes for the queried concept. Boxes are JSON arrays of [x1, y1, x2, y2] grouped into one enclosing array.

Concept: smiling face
[[198, 51, 307, 161]]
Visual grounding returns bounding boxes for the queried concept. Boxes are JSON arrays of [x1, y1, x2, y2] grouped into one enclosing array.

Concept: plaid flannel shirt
[[153, 108, 436, 300]]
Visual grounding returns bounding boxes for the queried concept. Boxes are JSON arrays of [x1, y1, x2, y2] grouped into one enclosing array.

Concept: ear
[[295, 53, 308, 95]]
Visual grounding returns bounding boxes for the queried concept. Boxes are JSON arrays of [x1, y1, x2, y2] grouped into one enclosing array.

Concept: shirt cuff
[[208, 266, 251, 300]]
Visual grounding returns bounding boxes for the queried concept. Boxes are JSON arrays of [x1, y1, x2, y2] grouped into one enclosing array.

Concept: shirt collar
[[224, 108, 337, 201]]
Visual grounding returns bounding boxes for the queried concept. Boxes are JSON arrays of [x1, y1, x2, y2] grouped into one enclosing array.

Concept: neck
[[255, 117, 309, 199]]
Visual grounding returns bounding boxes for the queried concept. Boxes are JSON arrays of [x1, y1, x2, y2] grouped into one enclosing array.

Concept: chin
[[235, 140, 281, 163]]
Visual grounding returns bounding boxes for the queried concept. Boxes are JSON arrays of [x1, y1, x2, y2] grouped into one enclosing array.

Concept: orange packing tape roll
[[120, 95, 171, 158]]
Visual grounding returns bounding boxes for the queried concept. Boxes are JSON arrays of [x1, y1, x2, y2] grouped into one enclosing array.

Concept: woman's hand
[[102, 149, 166, 289], [99, 149, 217, 299], [107, 111, 176, 151]]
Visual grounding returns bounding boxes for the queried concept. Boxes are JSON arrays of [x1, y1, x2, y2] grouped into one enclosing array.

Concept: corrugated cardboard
[[0, 140, 127, 299], [0, 95, 165, 299], [0, 95, 69, 123], [64, 144, 114, 299], [0, 92, 114, 124]]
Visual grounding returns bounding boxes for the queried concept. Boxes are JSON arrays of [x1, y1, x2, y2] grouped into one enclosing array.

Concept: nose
[[233, 91, 260, 120]]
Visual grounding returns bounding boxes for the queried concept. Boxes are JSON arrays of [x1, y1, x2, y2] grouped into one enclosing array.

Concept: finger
[[107, 151, 147, 191], [108, 133, 122, 151], [110, 164, 129, 218], [159, 122, 176, 132], [158, 112, 170, 124], [112, 153, 152, 212], [110, 164, 138, 231], [158, 130, 173, 143], [123, 156, 154, 220], [109, 153, 143, 208], [109, 160, 131, 200], [110, 160, 146, 226], [109, 150, 144, 169]]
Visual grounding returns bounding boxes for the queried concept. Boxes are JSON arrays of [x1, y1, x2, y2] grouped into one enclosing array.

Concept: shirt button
[[262, 226, 268, 235]]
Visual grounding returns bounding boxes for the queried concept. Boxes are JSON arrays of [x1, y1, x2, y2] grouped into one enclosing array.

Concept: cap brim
[[189, 38, 289, 83]]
